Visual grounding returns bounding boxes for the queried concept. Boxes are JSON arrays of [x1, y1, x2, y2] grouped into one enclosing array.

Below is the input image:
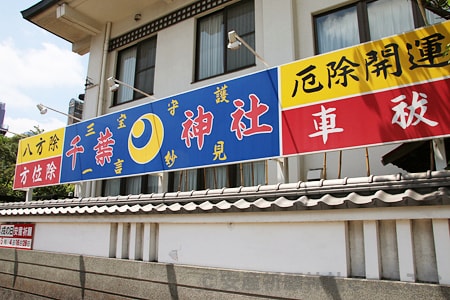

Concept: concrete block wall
[[1, 248, 450, 300]]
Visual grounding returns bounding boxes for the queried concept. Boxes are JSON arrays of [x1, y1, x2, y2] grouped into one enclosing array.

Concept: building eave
[[21, 0, 93, 55], [21, 0, 60, 20], [20, 0, 195, 55], [1, 170, 450, 217]]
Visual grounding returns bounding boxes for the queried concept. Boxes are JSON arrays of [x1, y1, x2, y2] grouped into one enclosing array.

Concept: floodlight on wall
[[227, 30, 270, 68], [36, 103, 82, 122], [107, 77, 156, 100]]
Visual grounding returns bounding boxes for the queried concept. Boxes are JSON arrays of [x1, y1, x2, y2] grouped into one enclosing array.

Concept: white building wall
[[158, 221, 348, 276], [83, 23, 112, 121], [153, 18, 196, 96], [80, 0, 424, 190], [5, 205, 448, 284], [33, 222, 111, 257], [260, 0, 296, 66]]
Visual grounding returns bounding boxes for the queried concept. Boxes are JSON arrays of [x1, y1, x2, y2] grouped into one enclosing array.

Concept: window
[[114, 36, 157, 105], [168, 161, 266, 192], [102, 175, 159, 196], [196, 0, 255, 81], [314, 0, 432, 54]]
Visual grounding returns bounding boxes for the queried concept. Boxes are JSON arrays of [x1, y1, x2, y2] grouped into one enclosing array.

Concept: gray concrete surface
[[0, 248, 449, 299]]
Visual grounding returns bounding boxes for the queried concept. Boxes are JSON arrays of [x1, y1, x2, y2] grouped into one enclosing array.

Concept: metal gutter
[[21, 0, 60, 20]]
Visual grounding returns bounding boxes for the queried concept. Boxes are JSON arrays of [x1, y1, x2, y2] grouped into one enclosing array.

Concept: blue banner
[[60, 68, 279, 183]]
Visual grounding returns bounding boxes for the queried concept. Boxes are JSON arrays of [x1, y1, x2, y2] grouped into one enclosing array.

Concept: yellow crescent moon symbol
[[128, 113, 164, 164]]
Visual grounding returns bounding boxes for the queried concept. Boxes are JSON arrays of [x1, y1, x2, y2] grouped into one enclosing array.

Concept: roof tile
[[1, 171, 450, 217]]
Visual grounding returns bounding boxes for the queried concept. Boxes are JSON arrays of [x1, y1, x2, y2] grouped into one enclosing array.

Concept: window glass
[[135, 38, 157, 96], [239, 161, 265, 186], [125, 176, 142, 195], [314, 0, 425, 54], [197, 13, 224, 80], [117, 47, 137, 104], [196, 0, 255, 80], [146, 175, 159, 193], [368, 0, 414, 40], [205, 166, 228, 189], [172, 169, 198, 191], [227, 0, 255, 71], [114, 36, 156, 105], [103, 174, 160, 196], [169, 161, 266, 192], [137, 38, 157, 68], [315, 5, 359, 54], [103, 178, 121, 196]]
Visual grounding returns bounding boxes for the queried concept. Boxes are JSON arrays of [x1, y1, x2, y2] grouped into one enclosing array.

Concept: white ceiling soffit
[[22, 0, 168, 55], [56, 3, 101, 36]]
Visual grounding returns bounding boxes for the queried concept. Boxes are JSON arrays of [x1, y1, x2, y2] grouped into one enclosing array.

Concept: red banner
[[13, 157, 62, 190], [282, 78, 450, 155]]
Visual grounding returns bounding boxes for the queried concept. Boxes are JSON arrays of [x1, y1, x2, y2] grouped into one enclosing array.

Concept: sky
[[0, 1, 88, 137]]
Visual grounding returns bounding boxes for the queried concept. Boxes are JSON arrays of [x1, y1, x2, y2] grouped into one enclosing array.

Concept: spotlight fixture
[[36, 103, 82, 122], [107, 77, 156, 100], [227, 30, 269, 68]]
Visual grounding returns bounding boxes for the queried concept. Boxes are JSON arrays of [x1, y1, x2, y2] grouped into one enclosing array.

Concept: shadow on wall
[[320, 276, 342, 300], [80, 255, 86, 300], [166, 263, 179, 300]]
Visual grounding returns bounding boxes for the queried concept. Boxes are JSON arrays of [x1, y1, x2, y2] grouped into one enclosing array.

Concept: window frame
[[167, 161, 267, 192], [313, 0, 427, 55], [112, 35, 157, 106], [102, 174, 159, 196], [194, 0, 255, 81]]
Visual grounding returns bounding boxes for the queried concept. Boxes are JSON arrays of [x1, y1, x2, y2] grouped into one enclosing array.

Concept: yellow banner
[[280, 20, 450, 109], [16, 128, 65, 164]]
